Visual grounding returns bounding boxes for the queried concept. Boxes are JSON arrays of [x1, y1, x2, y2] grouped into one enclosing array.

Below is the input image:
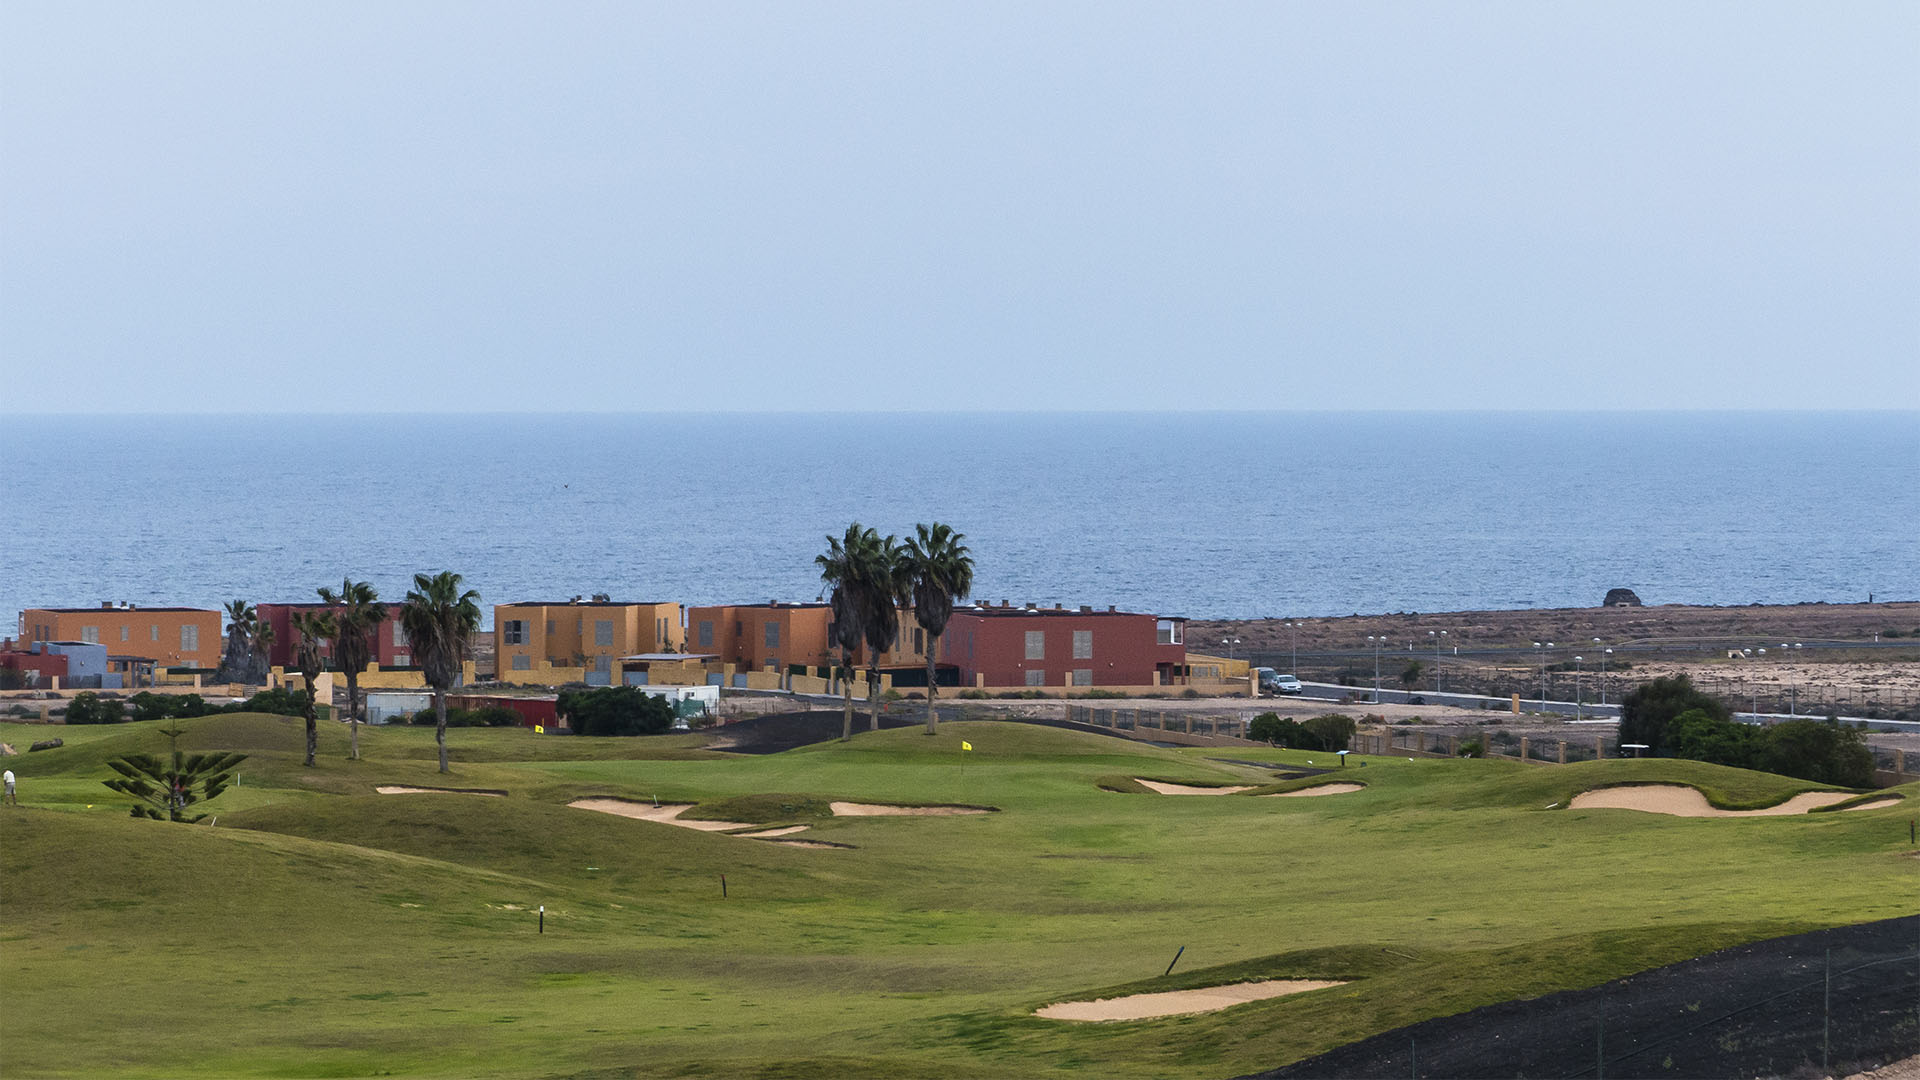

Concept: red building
[[939, 604, 1187, 688], [255, 603, 413, 670], [0, 639, 68, 687]]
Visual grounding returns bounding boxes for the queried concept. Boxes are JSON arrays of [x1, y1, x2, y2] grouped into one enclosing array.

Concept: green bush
[[224, 687, 307, 718], [1248, 711, 1356, 752], [1619, 675, 1729, 755], [64, 692, 126, 725], [128, 692, 214, 724], [1302, 712, 1356, 751], [557, 686, 675, 737], [956, 689, 989, 700], [1752, 718, 1875, 787], [1457, 738, 1485, 758]]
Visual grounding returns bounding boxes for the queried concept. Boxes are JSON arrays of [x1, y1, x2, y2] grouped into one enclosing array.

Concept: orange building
[[17, 604, 222, 669], [686, 602, 932, 677], [494, 600, 682, 683]]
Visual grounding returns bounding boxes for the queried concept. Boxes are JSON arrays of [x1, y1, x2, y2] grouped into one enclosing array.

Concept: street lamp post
[[1221, 637, 1241, 662], [1600, 647, 1612, 706], [1286, 622, 1299, 675], [1367, 635, 1382, 700], [1429, 630, 1448, 693], [1534, 642, 1554, 712], [1573, 656, 1583, 720]]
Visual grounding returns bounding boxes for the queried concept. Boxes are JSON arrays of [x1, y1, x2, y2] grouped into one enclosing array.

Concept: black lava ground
[[1244, 915, 1920, 1080]]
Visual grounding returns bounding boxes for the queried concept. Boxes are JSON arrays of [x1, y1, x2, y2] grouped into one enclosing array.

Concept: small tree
[[557, 686, 674, 736], [899, 522, 975, 736], [1666, 707, 1757, 769], [1302, 713, 1357, 752], [1619, 675, 1730, 755], [1399, 661, 1424, 690], [290, 610, 335, 768], [102, 724, 247, 822], [1755, 718, 1875, 787], [818, 525, 874, 743], [65, 692, 126, 725], [216, 600, 266, 684]]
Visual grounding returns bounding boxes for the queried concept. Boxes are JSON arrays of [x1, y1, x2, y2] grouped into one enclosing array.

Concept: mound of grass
[[680, 792, 839, 822]]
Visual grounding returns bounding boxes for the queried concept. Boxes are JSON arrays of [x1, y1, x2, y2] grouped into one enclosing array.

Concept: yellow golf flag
[[961, 740, 973, 751], [534, 724, 545, 734]]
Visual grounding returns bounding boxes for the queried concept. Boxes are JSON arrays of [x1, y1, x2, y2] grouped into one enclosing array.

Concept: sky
[[2, 2, 1916, 413]]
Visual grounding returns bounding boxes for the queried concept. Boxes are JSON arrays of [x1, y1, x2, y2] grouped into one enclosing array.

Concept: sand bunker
[[375, 785, 504, 797], [829, 801, 994, 816], [763, 839, 851, 850], [1261, 783, 1365, 798], [1134, 780, 1255, 795], [735, 825, 811, 838], [1036, 979, 1347, 1021], [1569, 785, 1894, 818], [567, 799, 758, 831]]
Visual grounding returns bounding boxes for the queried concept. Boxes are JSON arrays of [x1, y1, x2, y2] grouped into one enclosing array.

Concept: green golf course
[[1, 712, 1913, 1079]]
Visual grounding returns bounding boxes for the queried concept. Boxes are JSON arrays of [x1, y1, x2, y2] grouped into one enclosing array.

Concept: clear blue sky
[[3, 2, 1915, 412]]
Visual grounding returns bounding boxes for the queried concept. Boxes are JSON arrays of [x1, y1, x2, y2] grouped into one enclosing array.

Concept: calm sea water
[[2, 412, 1914, 629]]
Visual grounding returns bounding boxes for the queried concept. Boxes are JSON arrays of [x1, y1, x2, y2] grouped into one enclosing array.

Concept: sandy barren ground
[[374, 785, 504, 796], [1568, 785, 1900, 817], [1261, 782, 1365, 797], [1133, 779, 1254, 795], [1849, 1054, 1920, 1080], [567, 799, 758, 831], [1036, 979, 1348, 1021], [733, 825, 810, 837], [828, 801, 992, 816]]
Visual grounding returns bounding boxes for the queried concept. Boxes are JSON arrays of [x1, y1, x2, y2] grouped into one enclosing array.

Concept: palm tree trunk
[[840, 654, 854, 742], [924, 639, 939, 735], [867, 662, 881, 731], [302, 685, 318, 768], [346, 670, 361, 761], [435, 690, 449, 773]]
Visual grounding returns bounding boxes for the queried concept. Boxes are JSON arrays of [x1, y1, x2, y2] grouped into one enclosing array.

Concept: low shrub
[[64, 692, 127, 725], [955, 689, 989, 700]]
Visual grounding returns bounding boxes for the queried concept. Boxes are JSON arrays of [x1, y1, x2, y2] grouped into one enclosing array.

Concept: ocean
[[2, 411, 1914, 629]]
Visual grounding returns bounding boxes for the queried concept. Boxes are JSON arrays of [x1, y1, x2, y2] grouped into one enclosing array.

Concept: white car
[[1264, 672, 1303, 695]]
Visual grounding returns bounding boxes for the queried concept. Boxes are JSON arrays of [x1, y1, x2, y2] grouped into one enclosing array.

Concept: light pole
[[1573, 655, 1583, 720], [1285, 621, 1299, 674], [1221, 637, 1241, 661], [1367, 635, 1383, 700], [1429, 630, 1448, 693], [1601, 648, 1612, 706], [1534, 642, 1554, 711]]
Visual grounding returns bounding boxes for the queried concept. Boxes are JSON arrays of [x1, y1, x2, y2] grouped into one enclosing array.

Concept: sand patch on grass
[[375, 785, 505, 797], [1036, 979, 1347, 1021], [1569, 785, 1874, 817], [763, 839, 853, 850], [829, 801, 994, 816], [735, 825, 811, 838], [1133, 779, 1254, 795], [567, 799, 758, 831], [1260, 782, 1365, 798]]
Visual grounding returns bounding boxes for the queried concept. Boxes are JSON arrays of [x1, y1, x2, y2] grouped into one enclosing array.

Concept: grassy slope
[[2, 716, 1915, 1079]]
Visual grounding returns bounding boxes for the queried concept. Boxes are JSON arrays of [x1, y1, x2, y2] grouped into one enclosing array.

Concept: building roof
[[499, 600, 678, 608], [25, 606, 217, 614], [687, 602, 830, 611], [955, 605, 1185, 620]]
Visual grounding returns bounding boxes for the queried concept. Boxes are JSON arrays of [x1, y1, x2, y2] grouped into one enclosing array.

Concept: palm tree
[[900, 522, 974, 735], [289, 609, 336, 767], [853, 532, 907, 734], [319, 579, 386, 761], [817, 525, 870, 742], [217, 600, 260, 684], [248, 619, 275, 681], [400, 571, 481, 774]]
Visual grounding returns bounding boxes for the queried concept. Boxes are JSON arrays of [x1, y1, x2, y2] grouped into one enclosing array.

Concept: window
[[913, 627, 924, 653], [180, 624, 199, 652], [1072, 630, 1093, 659], [1024, 630, 1045, 660], [595, 620, 613, 646], [150, 625, 159, 641], [1024, 669, 1046, 686], [764, 621, 780, 648], [545, 619, 555, 635], [1156, 619, 1183, 645], [698, 621, 714, 647], [1073, 669, 1093, 686], [393, 653, 410, 667], [393, 622, 408, 647], [503, 620, 528, 645], [593, 655, 612, 672], [81, 626, 100, 644], [511, 654, 531, 670], [120, 626, 130, 641]]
